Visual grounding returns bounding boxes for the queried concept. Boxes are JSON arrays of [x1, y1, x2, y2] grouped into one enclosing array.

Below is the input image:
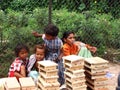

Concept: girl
[[62, 31, 97, 57], [8, 43, 29, 79], [62, 31, 79, 56], [27, 44, 45, 72], [27, 44, 45, 82]]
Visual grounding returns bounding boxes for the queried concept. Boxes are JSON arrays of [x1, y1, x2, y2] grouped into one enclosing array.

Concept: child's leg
[[57, 59, 65, 86], [116, 74, 120, 90], [118, 74, 120, 86], [28, 70, 39, 84]]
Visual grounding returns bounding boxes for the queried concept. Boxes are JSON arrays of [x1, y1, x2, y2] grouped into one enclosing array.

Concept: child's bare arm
[[74, 41, 97, 53], [54, 48, 63, 63], [20, 65, 26, 77], [32, 31, 43, 37], [88, 46, 97, 53], [14, 65, 26, 78], [58, 48, 63, 60], [86, 44, 97, 53]]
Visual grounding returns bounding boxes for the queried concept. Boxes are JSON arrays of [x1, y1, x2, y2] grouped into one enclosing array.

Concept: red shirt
[[8, 57, 28, 78]]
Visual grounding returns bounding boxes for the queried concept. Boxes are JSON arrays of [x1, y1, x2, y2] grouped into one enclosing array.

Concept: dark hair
[[61, 31, 75, 43], [14, 43, 29, 57], [44, 24, 59, 37], [34, 44, 46, 53]]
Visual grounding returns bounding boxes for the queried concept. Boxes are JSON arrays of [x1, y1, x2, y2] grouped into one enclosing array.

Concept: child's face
[[35, 48, 45, 61], [18, 48, 28, 60], [64, 33, 75, 45], [45, 34, 55, 40]]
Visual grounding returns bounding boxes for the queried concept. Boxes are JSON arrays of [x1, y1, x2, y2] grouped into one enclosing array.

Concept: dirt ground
[[107, 62, 120, 90]]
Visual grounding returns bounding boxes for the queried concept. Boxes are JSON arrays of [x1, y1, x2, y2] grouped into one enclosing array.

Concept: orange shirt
[[63, 43, 78, 56]]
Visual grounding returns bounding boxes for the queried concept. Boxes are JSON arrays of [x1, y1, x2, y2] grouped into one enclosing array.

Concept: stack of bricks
[[63, 55, 87, 90], [4, 77, 36, 90], [0, 78, 6, 90], [84, 57, 109, 90], [19, 77, 36, 90], [37, 60, 60, 90], [5, 77, 20, 90]]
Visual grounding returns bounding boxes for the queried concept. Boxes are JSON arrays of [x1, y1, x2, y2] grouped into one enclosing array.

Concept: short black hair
[[44, 24, 59, 37], [14, 43, 29, 57]]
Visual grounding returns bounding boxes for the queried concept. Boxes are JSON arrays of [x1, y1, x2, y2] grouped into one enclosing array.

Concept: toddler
[[27, 44, 45, 82], [8, 43, 29, 79]]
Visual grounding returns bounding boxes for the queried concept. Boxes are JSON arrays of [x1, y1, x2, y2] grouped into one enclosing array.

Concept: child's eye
[[69, 37, 75, 39]]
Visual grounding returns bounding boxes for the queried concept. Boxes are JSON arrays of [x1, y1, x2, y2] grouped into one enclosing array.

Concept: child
[[27, 44, 45, 72], [32, 24, 63, 61], [8, 43, 29, 79], [62, 31, 80, 56], [27, 44, 45, 82], [62, 31, 97, 57], [32, 24, 64, 85]]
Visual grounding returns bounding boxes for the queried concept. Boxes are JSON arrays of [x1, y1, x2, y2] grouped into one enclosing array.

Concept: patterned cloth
[[57, 60, 65, 85], [42, 34, 65, 85], [27, 54, 36, 73], [27, 54, 45, 73], [8, 57, 28, 77], [42, 34, 63, 61]]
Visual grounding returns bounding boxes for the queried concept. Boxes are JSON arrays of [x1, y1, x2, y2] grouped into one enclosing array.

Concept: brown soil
[[107, 62, 120, 90]]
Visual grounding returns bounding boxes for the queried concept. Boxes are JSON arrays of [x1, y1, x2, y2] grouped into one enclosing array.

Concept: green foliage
[[0, 8, 119, 56], [0, 8, 49, 52], [52, 9, 86, 37], [32, 8, 48, 30], [2, 0, 45, 11], [0, 0, 119, 18], [52, 9, 120, 54], [108, 19, 120, 48]]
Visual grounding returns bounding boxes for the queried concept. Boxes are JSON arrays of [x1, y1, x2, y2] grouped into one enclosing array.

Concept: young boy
[[32, 24, 64, 85]]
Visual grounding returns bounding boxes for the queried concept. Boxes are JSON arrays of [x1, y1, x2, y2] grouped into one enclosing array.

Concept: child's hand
[[86, 44, 97, 53], [53, 58, 61, 63], [32, 31, 39, 37], [89, 46, 97, 53]]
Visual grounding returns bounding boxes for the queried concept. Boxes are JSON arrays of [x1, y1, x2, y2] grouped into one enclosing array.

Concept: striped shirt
[[27, 54, 45, 73]]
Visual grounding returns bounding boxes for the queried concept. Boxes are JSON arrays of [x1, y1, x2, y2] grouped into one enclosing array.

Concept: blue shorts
[[28, 70, 39, 83]]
